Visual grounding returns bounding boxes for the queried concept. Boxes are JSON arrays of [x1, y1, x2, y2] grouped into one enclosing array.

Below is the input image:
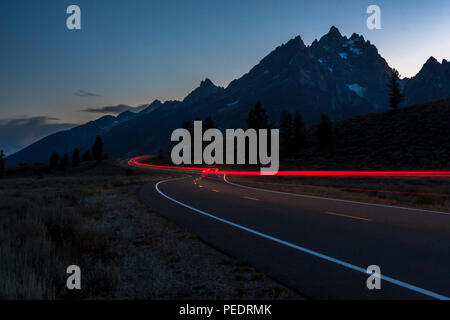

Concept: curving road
[[135, 165, 450, 300]]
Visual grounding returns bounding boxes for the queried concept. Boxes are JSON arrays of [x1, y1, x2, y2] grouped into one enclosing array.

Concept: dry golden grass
[[0, 177, 115, 299], [0, 160, 171, 299], [0, 161, 301, 300]]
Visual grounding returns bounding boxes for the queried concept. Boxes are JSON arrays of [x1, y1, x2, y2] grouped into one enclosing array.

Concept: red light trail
[[129, 156, 450, 178]]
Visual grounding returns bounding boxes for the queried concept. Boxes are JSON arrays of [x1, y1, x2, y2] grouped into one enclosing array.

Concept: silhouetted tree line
[[82, 150, 92, 161], [49, 135, 106, 170], [316, 114, 334, 149], [92, 135, 104, 163], [177, 101, 340, 165], [72, 148, 80, 167], [279, 110, 307, 158], [247, 103, 337, 157], [245, 101, 270, 164], [0, 150, 5, 176], [59, 154, 69, 170], [247, 101, 269, 130], [388, 68, 404, 111]]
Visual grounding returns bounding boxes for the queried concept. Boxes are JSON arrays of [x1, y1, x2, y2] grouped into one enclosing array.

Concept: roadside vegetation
[[226, 175, 449, 212], [0, 160, 300, 299]]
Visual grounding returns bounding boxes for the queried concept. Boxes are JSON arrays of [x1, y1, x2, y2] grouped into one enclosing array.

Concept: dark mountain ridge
[[6, 26, 450, 166], [403, 57, 450, 105], [6, 112, 138, 165]]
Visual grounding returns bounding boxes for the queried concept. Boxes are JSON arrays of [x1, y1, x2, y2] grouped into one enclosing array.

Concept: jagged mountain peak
[[313, 26, 346, 50], [350, 32, 364, 41], [321, 26, 344, 41], [284, 35, 306, 49], [417, 56, 442, 75], [313, 28, 371, 50], [183, 78, 223, 104], [138, 99, 163, 114], [404, 56, 450, 105], [200, 78, 216, 88], [426, 56, 439, 65], [261, 35, 307, 62], [150, 99, 163, 106], [327, 25, 342, 37]]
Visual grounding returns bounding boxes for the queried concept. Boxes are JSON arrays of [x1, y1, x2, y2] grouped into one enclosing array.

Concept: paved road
[[137, 169, 450, 299]]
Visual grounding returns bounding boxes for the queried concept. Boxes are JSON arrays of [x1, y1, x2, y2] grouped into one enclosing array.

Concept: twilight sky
[[0, 0, 449, 154]]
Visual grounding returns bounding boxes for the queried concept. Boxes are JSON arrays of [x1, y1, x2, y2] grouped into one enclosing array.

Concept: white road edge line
[[223, 175, 450, 216], [155, 178, 448, 300]]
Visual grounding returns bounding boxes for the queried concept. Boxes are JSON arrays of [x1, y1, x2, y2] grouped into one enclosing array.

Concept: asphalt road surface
[[137, 168, 450, 300]]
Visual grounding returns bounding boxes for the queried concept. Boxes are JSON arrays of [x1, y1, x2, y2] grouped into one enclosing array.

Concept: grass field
[[0, 160, 300, 300]]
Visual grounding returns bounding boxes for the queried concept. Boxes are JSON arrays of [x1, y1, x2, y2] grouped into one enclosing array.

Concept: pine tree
[[0, 150, 5, 175], [182, 120, 192, 132], [92, 135, 104, 163], [59, 154, 69, 170], [246, 102, 270, 165], [204, 116, 215, 131], [203, 116, 216, 159], [82, 150, 92, 162], [317, 114, 334, 149], [180, 120, 193, 163], [72, 148, 80, 167], [280, 110, 294, 158], [50, 152, 59, 169], [293, 112, 306, 152], [247, 101, 269, 130], [388, 69, 404, 111]]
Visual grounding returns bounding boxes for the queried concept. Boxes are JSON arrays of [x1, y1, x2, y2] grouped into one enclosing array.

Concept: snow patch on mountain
[[226, 100, 240, 107], [349, 47, 362, 55], [346, 83, 366, 97]]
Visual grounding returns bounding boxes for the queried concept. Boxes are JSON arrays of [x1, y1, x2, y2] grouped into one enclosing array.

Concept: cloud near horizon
[[74, 89, 101, 97], [0, 116, 76, 156], [82, 104, 148, 114]]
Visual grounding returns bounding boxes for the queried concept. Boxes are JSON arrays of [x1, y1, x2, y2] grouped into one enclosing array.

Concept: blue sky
[[0, 0, 449, 154]]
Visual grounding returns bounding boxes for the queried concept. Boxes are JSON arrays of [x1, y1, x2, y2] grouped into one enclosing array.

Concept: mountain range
[[6, 26, 450, 166]]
